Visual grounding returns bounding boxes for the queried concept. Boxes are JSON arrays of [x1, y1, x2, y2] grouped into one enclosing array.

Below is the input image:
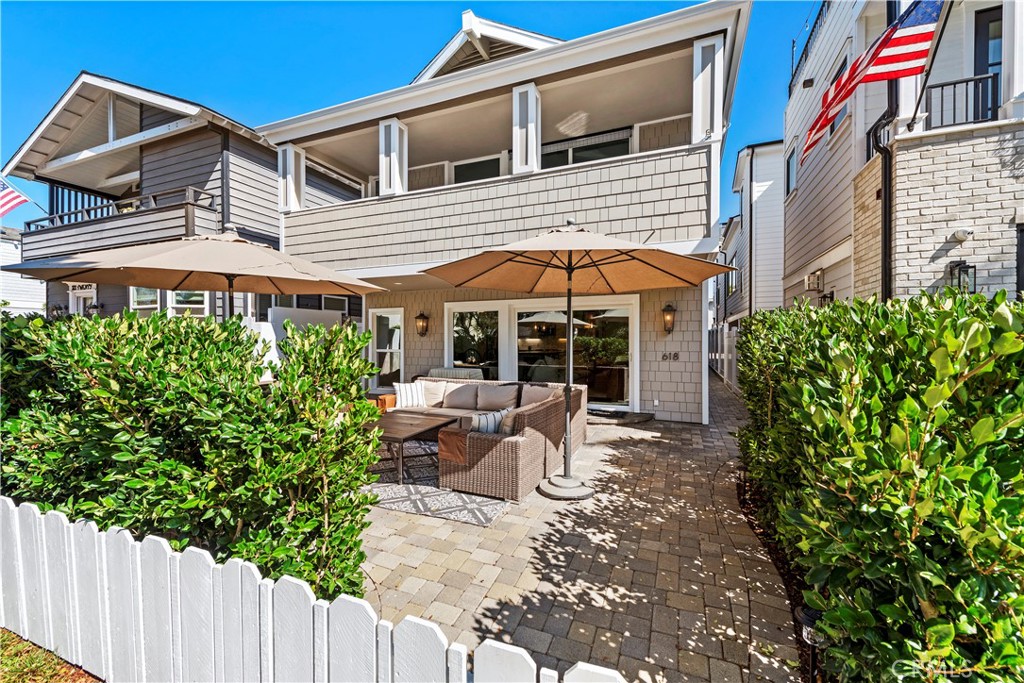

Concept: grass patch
[[0, 629, 97, 683]]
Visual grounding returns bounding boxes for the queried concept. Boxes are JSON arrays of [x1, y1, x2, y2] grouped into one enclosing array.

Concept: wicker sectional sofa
[[389, 377, 587, 502]]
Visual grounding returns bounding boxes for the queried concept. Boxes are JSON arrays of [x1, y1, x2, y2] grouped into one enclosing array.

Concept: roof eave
[[259, 0, 752, 144]]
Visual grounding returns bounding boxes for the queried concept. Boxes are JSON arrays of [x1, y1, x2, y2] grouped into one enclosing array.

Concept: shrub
[[736, 291, 1024, 681], [1, 311, 380, 599]]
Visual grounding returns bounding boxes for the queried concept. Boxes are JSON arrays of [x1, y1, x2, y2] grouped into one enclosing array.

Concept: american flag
[[801, 0, 944, 164], [0, 178, 31, 218]]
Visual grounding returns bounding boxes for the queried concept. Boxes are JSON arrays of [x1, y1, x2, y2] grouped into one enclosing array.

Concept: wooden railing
[[25, 187, 217, 233], [925, 73, 1000, 130]]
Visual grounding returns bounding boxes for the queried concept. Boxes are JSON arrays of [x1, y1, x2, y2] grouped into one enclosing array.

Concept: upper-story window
[[454, 155, 505, 184], [829, 57, 849, 135], [540, 129, 632, 170], [726, 256, 738, 296], [785, 148, 797, 196]]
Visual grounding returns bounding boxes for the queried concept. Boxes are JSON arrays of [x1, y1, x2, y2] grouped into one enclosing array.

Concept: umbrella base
[[538, 475, 595, 501]]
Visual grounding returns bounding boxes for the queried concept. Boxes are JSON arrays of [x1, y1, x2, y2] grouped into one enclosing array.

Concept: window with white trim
[[169, 291, 209, 317], [130, 287, 160, 317], [785, 148, 797, 196], [453, 154, 505, 184], [541, 128, 632, 169], [829, 57, 849, 135]]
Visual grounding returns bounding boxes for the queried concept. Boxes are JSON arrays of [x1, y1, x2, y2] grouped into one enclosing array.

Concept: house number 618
[[661, 352, 679, 361]]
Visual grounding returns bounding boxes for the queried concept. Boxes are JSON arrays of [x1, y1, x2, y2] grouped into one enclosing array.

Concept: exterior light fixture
[[794, 606, 826, 681], [86, 302, 104, 313], [818, 291, 835, 307], [662, 303, 676, 334], [414, 311, 430, 337], [948, 260, 976, 293]]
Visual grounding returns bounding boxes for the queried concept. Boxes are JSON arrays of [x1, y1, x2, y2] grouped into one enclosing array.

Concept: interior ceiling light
[[557, 111, 590, 138]]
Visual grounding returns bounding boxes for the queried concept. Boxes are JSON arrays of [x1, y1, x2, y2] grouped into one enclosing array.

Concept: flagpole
[[3, 176, 48, 215], [906, 0, 954, 132]]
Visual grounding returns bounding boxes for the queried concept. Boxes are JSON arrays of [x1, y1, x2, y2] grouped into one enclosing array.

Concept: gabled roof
[[412, 10, 562, 83], [3, 71, 268, 185]]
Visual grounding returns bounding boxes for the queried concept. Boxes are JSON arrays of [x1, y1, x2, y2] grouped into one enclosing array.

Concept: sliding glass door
[[516, 307, 630, 407], [370, 308, 403, 387], [451, 310, 500, 380]]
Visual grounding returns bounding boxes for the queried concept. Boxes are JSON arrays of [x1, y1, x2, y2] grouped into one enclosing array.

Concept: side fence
[[0, 496, 624, 683]]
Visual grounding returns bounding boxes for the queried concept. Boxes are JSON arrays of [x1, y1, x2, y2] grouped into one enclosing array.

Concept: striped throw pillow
[[470, 407, 513, 434], [394, 382, 426, 408]]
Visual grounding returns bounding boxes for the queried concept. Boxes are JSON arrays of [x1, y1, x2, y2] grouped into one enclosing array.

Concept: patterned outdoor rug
[[368, 441, 509, 527]]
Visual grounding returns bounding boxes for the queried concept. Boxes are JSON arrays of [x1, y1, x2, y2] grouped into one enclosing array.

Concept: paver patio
[[360, 377, 799, 682]]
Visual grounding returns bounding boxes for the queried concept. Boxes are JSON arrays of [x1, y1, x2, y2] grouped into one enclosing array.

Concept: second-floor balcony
[[22, 187, 219, 261], [283, 142, 713, 275], [924, 73, 1001, 131]]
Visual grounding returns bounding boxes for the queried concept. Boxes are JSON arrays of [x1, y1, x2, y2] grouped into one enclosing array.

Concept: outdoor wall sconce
[[818, 291, 835, 306], [948, 260, 976, 293], [662, 303, 676, 334], [414, 311, 430, 336], [86, 303, 105, 313], [794, 606, 826, 681]]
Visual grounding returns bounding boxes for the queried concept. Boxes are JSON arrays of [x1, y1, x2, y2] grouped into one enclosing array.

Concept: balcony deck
[[285, 143, 714, 274], [22, 188, 219, 261]]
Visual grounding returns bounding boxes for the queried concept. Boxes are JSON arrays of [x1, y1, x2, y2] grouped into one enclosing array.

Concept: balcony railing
[[924, 73, 1000, 130], [865, 113, 892, 162], [21, 186, 220, 261], [789, 1, 832, 95], [25, 187, 217, 232]]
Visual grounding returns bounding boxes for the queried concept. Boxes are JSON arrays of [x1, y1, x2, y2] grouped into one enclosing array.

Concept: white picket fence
[[0, 496, 623, 683]]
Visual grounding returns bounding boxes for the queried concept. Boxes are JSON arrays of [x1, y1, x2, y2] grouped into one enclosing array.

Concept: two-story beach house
[[2, 72, 362, 320], [784, 0, 1023, 303], [709, 140, 784, 387], [259, 2, 752, 423]]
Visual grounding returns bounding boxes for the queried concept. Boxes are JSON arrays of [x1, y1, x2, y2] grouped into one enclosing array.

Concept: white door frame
[[67, 282, 96, 315], [368, 307, 404, 387], [444, 294, 640, 411]]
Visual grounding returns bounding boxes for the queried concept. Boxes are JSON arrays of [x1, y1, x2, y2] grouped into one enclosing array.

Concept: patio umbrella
[[517, 311, 591, 327], [425, 221, 731, 500], [2, 231, 382, 315]]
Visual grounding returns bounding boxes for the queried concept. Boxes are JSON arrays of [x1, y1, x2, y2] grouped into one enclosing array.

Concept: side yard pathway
[[361, 377, 798, 682]]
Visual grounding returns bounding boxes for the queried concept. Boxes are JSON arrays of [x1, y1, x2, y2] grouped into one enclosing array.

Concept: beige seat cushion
[[418, 380, 447, 407], [477, 384, 518, 411], [424, 407, 481, 418], [521, 384, 560, 407], [443, 383, 479, 409]]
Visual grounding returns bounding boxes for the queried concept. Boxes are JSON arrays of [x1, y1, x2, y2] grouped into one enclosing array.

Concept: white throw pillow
[[394, 382, 426, 408], [471, 407, 513, 434]]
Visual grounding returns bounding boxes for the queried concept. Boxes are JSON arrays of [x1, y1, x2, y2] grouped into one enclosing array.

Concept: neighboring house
[[1, 72, 362, 320], [0, 227, 45, 315], [784, 0, 1023, 304], [259, 3, 753, 423], [709, 140, 784, 387]]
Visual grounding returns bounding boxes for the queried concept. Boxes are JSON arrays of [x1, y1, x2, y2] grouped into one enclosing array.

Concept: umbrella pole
[[226, 275, 236, 317], [538, 251, 594, 501]]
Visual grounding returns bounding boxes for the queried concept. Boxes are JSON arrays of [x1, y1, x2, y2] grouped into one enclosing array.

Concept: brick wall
[[852, 155, 882, 298], [285, 145, 712, 272], [364, 284, 704, 423], [637, 117, 691, 153], [892, 123, 1024, 297]]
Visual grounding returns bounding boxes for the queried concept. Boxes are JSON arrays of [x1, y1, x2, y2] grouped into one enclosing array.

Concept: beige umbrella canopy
[[425, 222, 731, 500], [3, 232, 382, 314]]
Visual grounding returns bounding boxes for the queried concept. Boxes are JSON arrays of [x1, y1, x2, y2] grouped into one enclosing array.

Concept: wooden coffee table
[[372, 412, 459, 484]]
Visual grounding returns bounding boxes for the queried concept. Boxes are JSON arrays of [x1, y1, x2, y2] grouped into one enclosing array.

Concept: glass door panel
[[452, 310, 500, 380], [515, 307, 630, 406], [372, 310, 403, 387]]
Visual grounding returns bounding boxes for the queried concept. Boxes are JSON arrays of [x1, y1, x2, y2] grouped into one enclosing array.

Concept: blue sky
[[1, 1, 815, 229]]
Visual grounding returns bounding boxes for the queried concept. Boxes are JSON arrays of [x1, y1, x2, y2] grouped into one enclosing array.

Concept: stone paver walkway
[[360, 377, 798, 682]]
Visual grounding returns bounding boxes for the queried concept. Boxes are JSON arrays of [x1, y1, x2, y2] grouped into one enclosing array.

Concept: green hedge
[[736, 291, 1024, 681], [1, 311, 380, 599]]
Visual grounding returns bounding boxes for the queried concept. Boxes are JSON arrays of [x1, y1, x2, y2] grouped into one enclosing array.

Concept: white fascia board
[[341, 260, 450, 279], [473, 15, 562, 52], [731, 147, 750, 194], [414, 33, 471, 84], [259, 0, 750, 143], [3, 72, 202, 178]]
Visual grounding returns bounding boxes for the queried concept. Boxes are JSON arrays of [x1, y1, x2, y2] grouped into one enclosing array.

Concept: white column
[[511, 83, 541, 174], [277, 143, 306, 213], [378, 118, 408, 195], [691, 35, 725, 143], [1002, 0, 1024, 119]]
